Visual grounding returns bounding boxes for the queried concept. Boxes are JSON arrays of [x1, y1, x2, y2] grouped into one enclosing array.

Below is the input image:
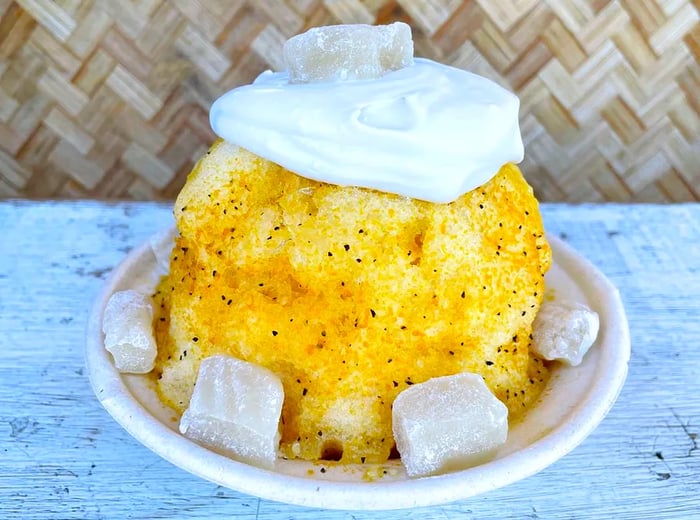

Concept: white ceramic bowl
[[85, 232, 630, 510]]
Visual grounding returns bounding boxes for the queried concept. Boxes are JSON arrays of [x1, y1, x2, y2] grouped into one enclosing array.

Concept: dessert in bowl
[[86, 23, 630, 509]]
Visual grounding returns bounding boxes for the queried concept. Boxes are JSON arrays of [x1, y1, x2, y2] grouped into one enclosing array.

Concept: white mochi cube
[[283, 22, 414, 83], [130, 228, 176, 293], [179, 355, 284, 469], [102, 290, 157, 373], [531, 301, 600, 366], [392, 373, 508, 477], [148, 227, 176, 275]]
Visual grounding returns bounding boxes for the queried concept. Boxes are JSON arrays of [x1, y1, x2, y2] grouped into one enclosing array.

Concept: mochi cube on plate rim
[[531, 300, 600, 367], [392, 372, 508, 478], [179, 355, 284, 470], [102, 289, 157, 374]]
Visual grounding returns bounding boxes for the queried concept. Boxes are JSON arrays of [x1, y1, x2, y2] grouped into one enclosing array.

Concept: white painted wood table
[[1, 201, 699, 519]]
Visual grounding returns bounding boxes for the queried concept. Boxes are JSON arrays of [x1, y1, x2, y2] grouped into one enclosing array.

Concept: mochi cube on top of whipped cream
[[209, 22, 523, 204], [284, 22, 414, 83]]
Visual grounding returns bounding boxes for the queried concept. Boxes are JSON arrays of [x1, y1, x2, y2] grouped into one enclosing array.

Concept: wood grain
[[0, 1, 699, 202], [0, 201, 699, 519]]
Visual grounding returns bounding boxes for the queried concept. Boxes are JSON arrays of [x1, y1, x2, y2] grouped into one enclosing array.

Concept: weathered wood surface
[[0, 201, 698, 519]]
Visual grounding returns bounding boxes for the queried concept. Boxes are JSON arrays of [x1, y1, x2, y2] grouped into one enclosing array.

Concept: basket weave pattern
[[1, 0, 698, 201]]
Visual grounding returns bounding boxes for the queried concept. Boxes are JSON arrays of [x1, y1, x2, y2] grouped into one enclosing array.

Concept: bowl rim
[[85, 233, 630, 510]]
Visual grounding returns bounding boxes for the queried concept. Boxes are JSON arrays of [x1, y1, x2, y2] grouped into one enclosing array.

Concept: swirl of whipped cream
[[209, 58, 523, 203]]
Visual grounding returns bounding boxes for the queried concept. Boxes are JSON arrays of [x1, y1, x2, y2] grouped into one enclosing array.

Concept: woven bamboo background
[[0, 0, 699, 202]]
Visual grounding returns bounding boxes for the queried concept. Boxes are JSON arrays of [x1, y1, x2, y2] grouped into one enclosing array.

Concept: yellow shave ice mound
[[153, 140, 551, 464]]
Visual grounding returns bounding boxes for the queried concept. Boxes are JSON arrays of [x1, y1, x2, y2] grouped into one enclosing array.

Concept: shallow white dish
[[85, 232, 630, 510]]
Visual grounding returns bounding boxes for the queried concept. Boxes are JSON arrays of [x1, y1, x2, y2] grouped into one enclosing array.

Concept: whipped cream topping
[[209, 58, 523, 203]]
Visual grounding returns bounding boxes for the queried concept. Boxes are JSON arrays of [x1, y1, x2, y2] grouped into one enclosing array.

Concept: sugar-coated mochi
[[125, 228, 177, 293], [392, 373, 508, 477], [283, 22, 414, 83], [531, 300, 600, 366], [103, 290, 157, 373], [179, 355, 284, 469], [149, 227, 176, 275]]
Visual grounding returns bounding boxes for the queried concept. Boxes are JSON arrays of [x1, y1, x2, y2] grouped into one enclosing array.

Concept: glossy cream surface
[[210, 58, 523, 203]]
